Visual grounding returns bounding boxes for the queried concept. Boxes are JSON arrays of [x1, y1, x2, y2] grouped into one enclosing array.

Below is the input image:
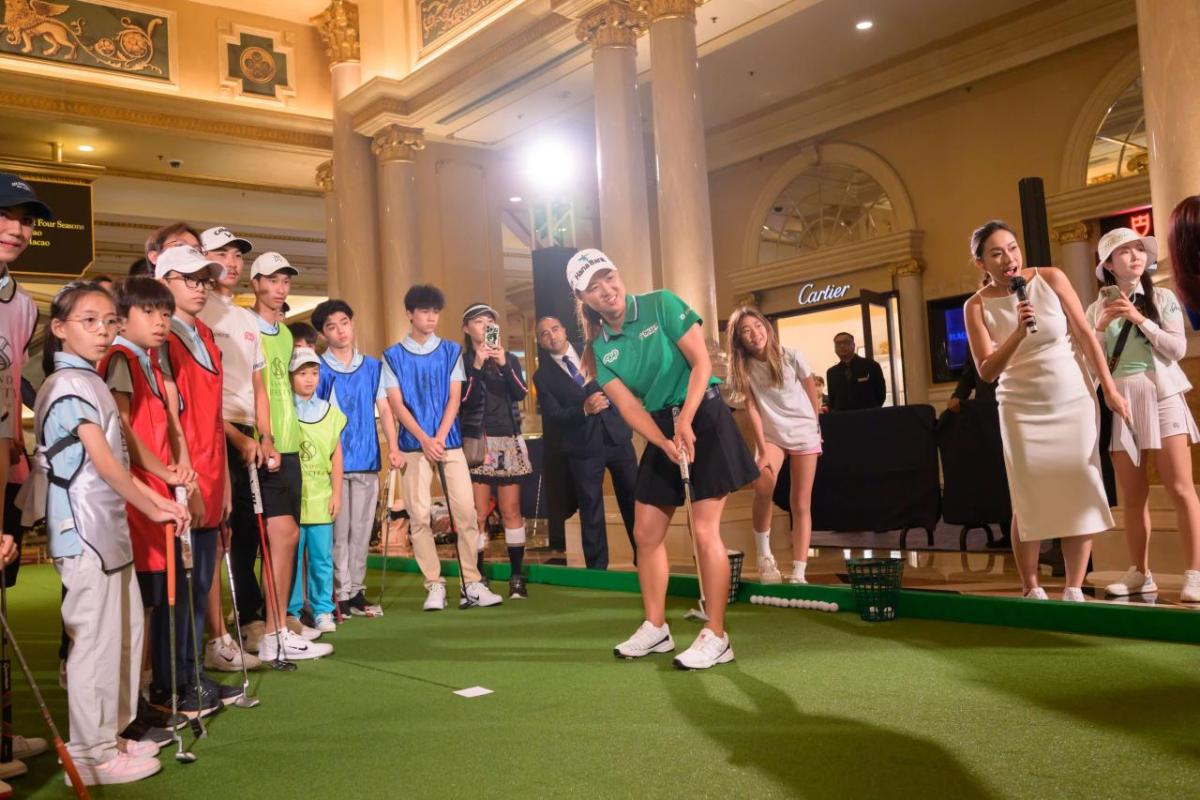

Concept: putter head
[[684, 608, 710, 622], [234, 695, 260, 709], [174, 749, 198, 763], [270, 658, 298, 672]]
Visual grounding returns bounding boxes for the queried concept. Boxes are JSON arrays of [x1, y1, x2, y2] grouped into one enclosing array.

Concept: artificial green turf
[[6, 562, 1200, 798]]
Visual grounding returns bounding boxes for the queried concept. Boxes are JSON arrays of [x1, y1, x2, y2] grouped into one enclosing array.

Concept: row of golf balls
[[750, 595, 839, 612]]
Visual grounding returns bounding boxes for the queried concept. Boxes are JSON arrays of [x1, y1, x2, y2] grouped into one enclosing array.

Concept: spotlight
[[78, 144, 95, 152], [856, 20, 873, 30], [520, 138, 577, 194]]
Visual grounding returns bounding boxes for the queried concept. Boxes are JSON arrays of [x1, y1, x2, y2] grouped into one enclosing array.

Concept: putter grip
[[247, 464, 264, 516], [165, 523, 176, 605]]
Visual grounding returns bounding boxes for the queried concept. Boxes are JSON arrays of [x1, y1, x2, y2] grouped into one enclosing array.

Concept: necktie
[[563, 355, 585, 387]]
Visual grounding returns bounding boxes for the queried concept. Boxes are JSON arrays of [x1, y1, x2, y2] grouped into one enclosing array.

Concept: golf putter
[[165, 518, 197, 764], [176, 489, 208, 740], [1, 575, 12, 769], [247, 464, 297, 672], [672, 407, 709, 623], [372, 469, 397, 615], [220, 523, 260, 708], [434, 462, 472, 609]]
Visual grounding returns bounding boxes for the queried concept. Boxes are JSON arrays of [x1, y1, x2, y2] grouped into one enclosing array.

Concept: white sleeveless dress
[[978, 270, 1113, 541]]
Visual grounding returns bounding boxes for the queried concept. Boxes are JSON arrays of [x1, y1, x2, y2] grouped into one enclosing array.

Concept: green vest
[[298, 402, 346, 525], [259, 321, 301, 454]]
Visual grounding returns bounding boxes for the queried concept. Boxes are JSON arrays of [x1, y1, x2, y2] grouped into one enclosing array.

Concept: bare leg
[[788, 453, 819, 563], [691, 495, 731, 637], [1010, 516, 1041, 592], [471, 482, 492, 543], [1112, 450, 1151, 572], [205, 539, 225, 640], [750, 442, 784, 534], [1061, 535, 1093, 590], [264, 516, 300, 632], [633, 502, 672, 627], [1156, 434, 1200, 571], [497, 483, 523, 530]]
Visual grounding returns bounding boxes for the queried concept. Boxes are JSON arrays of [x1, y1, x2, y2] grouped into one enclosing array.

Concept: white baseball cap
[[289, 347, 321, 373], [200, 226, 253, 254], [1096, 227, 1158, 280], [250, 251, 298, 278], [566, 248, 617, 292], [154, 246, 222, 281]]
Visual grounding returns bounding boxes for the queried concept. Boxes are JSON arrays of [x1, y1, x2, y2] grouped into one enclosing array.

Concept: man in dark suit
[[533, 316, 637, 569], [825, 331, 887, 411]]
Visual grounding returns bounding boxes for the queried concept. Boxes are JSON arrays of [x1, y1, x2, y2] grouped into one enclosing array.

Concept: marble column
[[372, 125, 425, 346], [1051, 221, 1097, 305], [577, 2, 653, 294], [313, 0, 384, 354], [1136, 0, 1200, 248], [315, 160, 338, 299], [893, 260, 929, 404], [640, 0, 717, 340]]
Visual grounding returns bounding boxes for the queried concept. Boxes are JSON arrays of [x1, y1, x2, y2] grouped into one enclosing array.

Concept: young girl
[[727, 307, 821, 585], [963, 221, 1130, 601], [32, 282, 186, 786], [461, 303, 532, 600], [572, 249, 758, 670], [1168, 196, 1200, 601], [1087, 227, 1200, 602]]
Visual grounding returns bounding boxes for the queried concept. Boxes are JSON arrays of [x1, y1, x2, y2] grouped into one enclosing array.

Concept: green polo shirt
[[593, 290, 719, 412]]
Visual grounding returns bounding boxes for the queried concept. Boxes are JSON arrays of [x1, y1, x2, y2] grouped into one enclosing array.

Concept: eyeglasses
[[67, 315, 121, 334], [166, 274, 213, 291]]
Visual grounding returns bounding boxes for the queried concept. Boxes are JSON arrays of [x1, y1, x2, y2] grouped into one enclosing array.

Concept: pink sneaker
[[65, 752, 162, 787]]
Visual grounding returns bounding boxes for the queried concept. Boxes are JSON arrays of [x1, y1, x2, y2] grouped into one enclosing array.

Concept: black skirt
[[635, 389, 759, 506]]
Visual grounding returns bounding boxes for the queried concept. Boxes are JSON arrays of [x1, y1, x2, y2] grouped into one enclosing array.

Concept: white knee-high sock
[[754, 530, 771, 559]]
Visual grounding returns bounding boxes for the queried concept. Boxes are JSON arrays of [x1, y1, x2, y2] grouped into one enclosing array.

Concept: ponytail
[[576, 295, 605, 378]]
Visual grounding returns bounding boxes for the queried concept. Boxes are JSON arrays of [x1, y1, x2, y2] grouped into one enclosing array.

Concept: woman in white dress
[[963, 221, 1131, 601]]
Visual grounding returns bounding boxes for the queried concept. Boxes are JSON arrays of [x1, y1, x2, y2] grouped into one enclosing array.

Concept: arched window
[[758, 163, 895, 264], [1087, 77, 1147, 185]]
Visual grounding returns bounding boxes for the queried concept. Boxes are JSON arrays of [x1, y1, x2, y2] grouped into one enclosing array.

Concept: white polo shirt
[[197, 292, 264, 426]]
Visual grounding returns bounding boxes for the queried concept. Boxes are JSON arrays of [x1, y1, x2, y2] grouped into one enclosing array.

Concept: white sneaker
[[11, 735, 47, 761], [786, 564, 808, 584], [314, 613, 337, 633], [0, 759, 26, 780], [757, 555, 782, 584], [205, 633, 262, 672], [463, 581, 503, 608], [258, 629, 333, 661], [1061, 587, 1087, 602], [613, 620, 675, 659], [423, 583, 447, 611], [673, 628, 735, 670], [1023, 587, 1049, 600], [1104, 567, 1157, 597], [1181, 570, 1200, 603], [118, 738, 159, 758], [65, 752, 161, 786]]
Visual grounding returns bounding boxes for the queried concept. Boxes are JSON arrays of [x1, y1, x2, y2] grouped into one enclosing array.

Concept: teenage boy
[[196, 226, 269, 657], [250, 252, 331, 660], [288, 321, 318, 350], [312, 299, 403, 617], [157, 246, 252, 702], [382, 285, 502, 611]]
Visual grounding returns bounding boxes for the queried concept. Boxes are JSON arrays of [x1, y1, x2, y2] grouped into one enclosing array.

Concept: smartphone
[[1100, 285, 1122, 303], [485, 322, 501, 349]]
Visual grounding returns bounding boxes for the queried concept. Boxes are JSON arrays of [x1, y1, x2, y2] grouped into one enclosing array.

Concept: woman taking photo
[[963, 221, 1130, 601], [1086, 227, 1200, 601], [572, 249, 758, 670], [726, 306, 821, 585], [460, 303, 532, 600]]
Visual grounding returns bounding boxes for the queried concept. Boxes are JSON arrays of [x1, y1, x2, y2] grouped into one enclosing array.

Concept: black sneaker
[[123, 697, 185, 735], [338, 599, 353, 618], [201, 675, 244, 707], [509, 574, 528, 599], [299, 607, 316, 629], [149, 684, 221, 719], [348, 591, 368, 616]]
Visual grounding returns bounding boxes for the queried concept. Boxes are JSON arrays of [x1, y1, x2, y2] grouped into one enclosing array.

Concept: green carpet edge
[[366, 555, 1199, 644]]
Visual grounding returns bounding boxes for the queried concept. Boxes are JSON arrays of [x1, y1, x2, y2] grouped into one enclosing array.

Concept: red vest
[[99, 344, 170, 572], [165, 320, 226, 529]]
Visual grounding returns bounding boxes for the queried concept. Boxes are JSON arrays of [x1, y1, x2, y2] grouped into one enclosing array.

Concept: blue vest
[[317, 356, 382, 473], [382, 340, 463, 453]]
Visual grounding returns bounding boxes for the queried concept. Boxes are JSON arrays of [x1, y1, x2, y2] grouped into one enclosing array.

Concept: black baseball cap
[[0, 173, 55, 220]]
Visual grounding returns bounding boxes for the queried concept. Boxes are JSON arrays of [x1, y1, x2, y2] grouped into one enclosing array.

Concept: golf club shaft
[[222, 541, 255, 697], [1, 577, 10, 764], [247, 465, 291, 667], [672, 408, 706, 613], [377, 469, 395, 609]]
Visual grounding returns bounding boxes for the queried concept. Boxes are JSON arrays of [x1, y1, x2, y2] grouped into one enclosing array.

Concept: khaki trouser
[[56, 549, 143, 765], [402, 448, 482, 587]]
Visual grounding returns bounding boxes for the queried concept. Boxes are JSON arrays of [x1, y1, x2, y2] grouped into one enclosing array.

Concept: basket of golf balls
[[845, 557, 904, 622], [749, 595, 839, 613]]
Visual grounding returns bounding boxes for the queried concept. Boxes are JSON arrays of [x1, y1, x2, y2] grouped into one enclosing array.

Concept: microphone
[[1009, 276, 1038, 334]]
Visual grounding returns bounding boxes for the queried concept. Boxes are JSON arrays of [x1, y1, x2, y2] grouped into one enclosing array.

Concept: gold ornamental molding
[[890, 259, 924, 278], [311, 0, 361, 65], [371, 125, 426, 163], [576, 2, 644, 49], [1050, 221, 1092, 244], [0, 89, 332, 152], [315, 160, 334, 193], [97, 219, 326, 245], [733, 291, 761, 309], [635, 0, 706, 24], [102, 167, 321, 198]]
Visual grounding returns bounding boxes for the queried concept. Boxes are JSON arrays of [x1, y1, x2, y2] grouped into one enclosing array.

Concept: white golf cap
[[154, 245, 222, 281], [289, 346, 321, 373], [250, 251, 298, 278], [200, 226, 252, 254], [566, 248, 617, 292], [1096, 227, 1158, 280]]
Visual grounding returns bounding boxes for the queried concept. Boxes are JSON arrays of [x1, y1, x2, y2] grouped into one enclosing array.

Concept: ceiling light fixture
[[509, 196, 522, 203], [855, 20, 873, 31], [77, 144, 95, 152]]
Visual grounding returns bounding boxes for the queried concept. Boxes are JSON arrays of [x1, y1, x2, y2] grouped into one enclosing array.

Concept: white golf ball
[[800, 599, 812, 609], [830, 602, 839, 613], [789, 599, 801, 608], [750, 595, 759, 604], [818, 601, 830, 612], [774, 597, 785, 607]]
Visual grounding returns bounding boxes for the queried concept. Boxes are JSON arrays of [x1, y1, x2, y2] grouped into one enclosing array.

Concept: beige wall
[[709, 30, 1140, 391]]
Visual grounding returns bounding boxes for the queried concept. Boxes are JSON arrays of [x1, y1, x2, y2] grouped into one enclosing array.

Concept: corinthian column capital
[[635, 0, 705, 24], [315, 160, 334, 193], [577, 1, 644, 49], [311, 0, 360, 65], [371, 125, 426, 164]]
